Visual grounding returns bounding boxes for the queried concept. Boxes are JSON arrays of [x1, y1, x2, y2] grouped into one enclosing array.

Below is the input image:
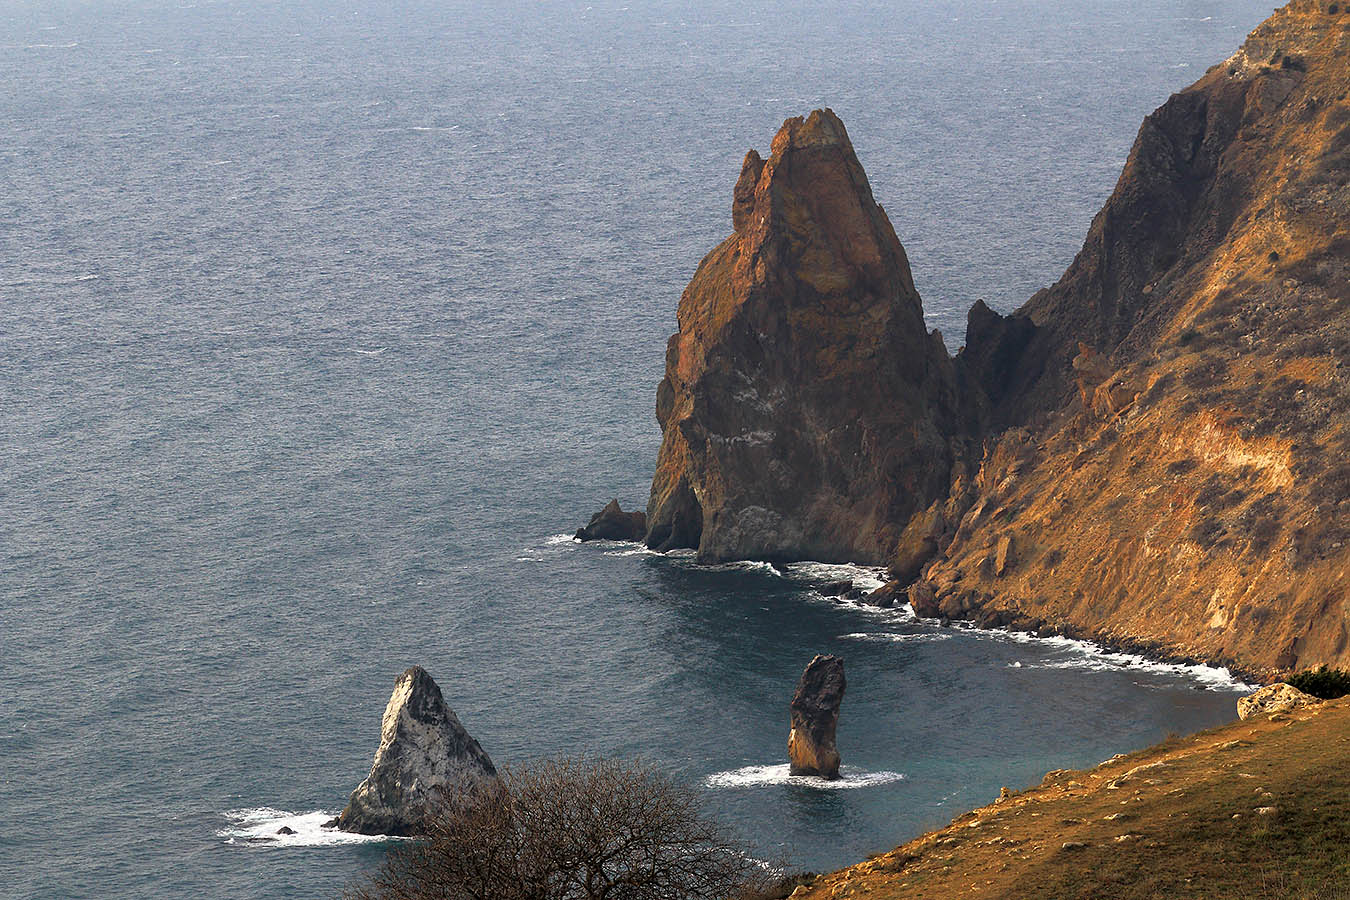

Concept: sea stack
[[645, 108, 962, 565], [788, 654, 846, 780], [334, 666, 499, 836]]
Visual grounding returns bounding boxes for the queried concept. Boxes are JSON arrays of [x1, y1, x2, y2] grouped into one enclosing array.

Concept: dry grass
[[790, 699, 1350, 900]]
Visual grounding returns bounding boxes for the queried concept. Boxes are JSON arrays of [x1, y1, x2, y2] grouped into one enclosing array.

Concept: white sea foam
[[783, 561, 887, 593], [698, 559, 782, 576], [837, 631, 949, 644], [981, 629, 1255, 691], [603, 544, 660, 557], [544, 533, 578, 546], [706, 764, 905, 790], [218, 808, 398, 848], [348, 346, 386, 355]]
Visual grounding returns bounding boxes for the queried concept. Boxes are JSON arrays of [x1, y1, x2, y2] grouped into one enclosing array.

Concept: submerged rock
[[335, 666, 499, 836], [788, 654, 846, 780], [1237, 683, 1320, 721], [575, 499, 647, 542]]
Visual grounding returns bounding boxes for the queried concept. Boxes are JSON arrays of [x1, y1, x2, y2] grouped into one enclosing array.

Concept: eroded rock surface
[[336, 666, 498, 836], [645, 109, 962, 564], [789, 654, 846, 779]]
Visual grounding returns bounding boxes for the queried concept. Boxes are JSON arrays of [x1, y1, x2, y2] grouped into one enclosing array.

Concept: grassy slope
[[788, 699, 1350, 899]]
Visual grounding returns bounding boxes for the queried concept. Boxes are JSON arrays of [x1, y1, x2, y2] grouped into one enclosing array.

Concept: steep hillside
[[926, 0, 1350, 675], [786, 697, 1350, 900]]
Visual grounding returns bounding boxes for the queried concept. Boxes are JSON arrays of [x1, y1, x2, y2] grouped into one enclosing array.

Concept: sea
[[1, 1, 1276, 897]]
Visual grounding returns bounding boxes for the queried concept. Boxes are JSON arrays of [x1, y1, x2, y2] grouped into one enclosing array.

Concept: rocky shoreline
[[582, 0, 1350, 678]]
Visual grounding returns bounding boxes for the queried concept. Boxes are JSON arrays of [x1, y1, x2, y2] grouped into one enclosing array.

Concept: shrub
[[1287, 665, 1350, 700], [343, 756, 768, 900]]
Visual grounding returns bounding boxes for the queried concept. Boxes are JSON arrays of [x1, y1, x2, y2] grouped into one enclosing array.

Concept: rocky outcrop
[[1237, 683, 1321, 720], [335, 666, 498, 836], [575, 499, 647, 542], [788, 654, 846, 779], [645, 109, 963, 564]]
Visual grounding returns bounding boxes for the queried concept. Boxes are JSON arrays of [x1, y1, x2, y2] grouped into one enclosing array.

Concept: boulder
[[818, 579, 854, 597], [908, 580, 940, 619], [788, 654, 846, 780], [575, 499, 647, 542], [336, 666, 499, 836], [863, 581, 906, 608], [1236, 683, 1321, 720]]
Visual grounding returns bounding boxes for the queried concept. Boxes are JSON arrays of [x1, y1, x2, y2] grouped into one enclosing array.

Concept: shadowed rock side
[[925, 0, 1350, 675], [335, 666, 498, 836], [788, 654, 845, 779], [645, 109, 964, 564], [575, 499, 647, 542]]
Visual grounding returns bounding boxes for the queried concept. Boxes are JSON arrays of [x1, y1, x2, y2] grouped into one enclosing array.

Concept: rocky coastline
[[582, 0, 1350, 680]]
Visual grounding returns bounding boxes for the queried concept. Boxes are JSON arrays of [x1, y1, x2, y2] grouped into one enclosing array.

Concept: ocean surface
[[1, 1, 1275, 897]]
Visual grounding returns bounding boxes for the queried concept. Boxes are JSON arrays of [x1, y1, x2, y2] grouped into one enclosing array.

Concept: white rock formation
[[334, 666, 498, 835]]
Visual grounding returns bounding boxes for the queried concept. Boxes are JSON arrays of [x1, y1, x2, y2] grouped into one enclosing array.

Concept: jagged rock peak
[[334, 666, 498, 836], [788, 654, 846, 780], [645, 108, 961, 565]]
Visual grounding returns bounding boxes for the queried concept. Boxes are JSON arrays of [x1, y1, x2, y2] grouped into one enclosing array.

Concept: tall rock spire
[[646, 109, 960, 564]]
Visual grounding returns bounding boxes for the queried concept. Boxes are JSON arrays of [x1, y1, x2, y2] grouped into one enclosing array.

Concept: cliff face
[[934, 0, 1350, 675], [642, 2, 1349, 673], [645, 109, 962, 564]]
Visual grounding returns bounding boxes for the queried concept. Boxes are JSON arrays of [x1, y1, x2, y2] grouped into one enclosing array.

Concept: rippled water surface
[[1, 1, 1273, 897]]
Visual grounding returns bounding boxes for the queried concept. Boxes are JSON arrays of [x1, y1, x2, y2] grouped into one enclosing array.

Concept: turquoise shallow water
[[1, 1, 1273, 897]]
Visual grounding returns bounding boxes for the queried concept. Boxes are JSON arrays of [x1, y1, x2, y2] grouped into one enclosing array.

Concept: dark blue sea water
[[2, 1, 1275, 897]]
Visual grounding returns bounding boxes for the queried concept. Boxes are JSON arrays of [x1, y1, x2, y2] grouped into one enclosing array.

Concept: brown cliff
[[645, 109, 963, 564], [928, 0, 1350, 676]]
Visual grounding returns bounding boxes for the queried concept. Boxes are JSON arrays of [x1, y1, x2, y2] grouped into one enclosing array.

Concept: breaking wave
[[837, 631, 950, 644], [706, 764, 905, 790], [984, 630, 1255, 691], [218, 808, 397, 848]]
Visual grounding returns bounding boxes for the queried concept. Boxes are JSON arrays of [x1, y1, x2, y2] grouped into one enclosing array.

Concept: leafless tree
[[344, 756, 771, 900]]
